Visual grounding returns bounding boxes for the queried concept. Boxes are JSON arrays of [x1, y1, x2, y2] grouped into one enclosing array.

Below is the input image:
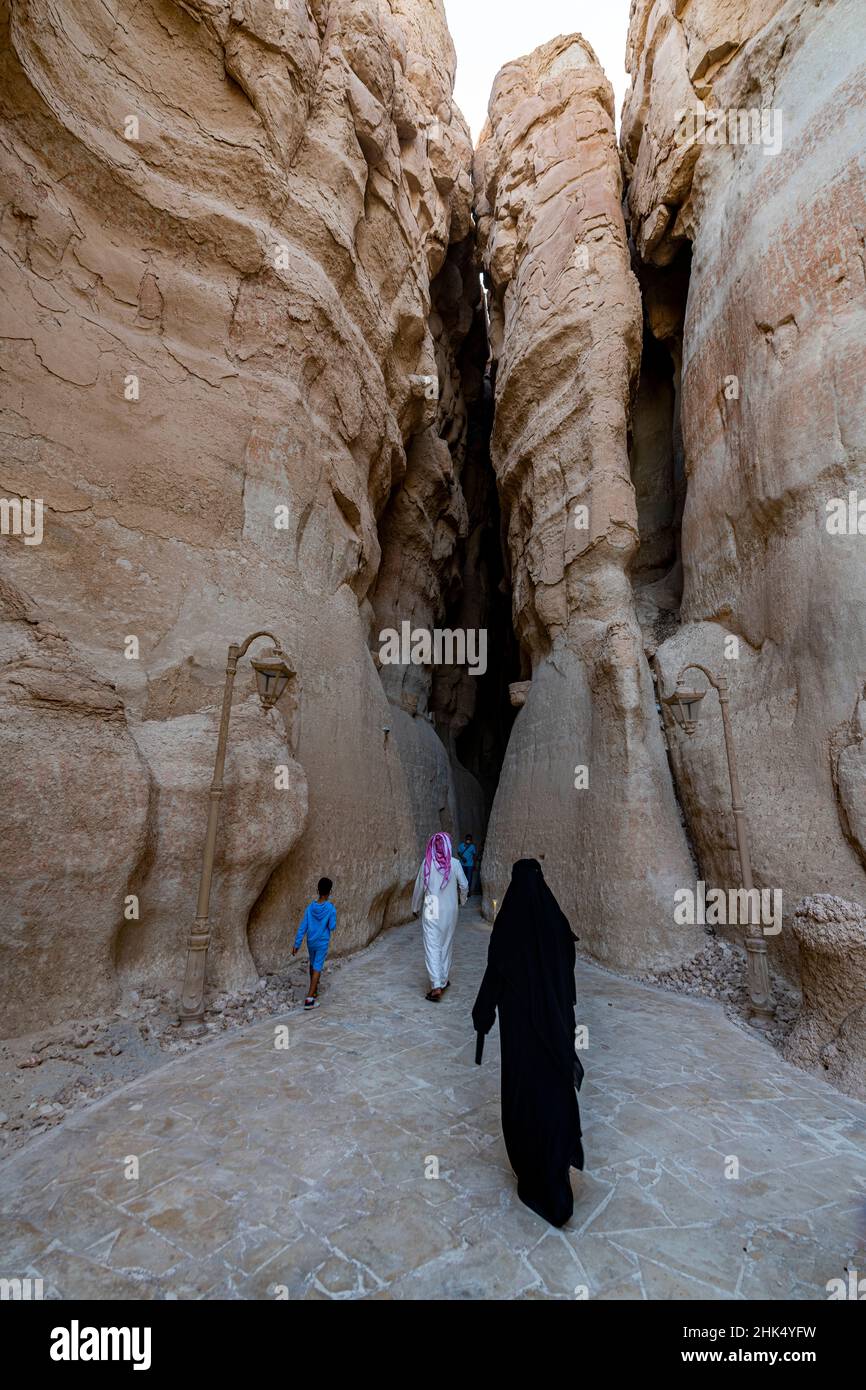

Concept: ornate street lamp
[[179, 631, 293, 1035], [663, 662, 775, 1027]]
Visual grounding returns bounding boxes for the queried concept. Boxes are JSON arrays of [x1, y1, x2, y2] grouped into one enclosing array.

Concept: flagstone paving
[[1, 906, 865, 1300]]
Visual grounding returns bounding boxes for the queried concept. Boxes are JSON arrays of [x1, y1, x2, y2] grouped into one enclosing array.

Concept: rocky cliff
[[623, 0, 866, 958], [0, 0, 486, 1032], [622, 0, 866, 1086], [474, 34, 698, 972]]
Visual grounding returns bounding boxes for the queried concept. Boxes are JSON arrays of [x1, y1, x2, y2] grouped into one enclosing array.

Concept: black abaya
[[472, 858, 584, 1227]]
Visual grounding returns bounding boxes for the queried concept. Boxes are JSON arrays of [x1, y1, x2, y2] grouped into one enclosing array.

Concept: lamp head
[[663, 685, 706, 736], [250, 647, 293, 709]]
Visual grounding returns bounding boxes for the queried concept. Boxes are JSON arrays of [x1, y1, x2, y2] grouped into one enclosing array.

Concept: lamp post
[[662, 662, 775, 1027], [178, 631, 294, 1036]]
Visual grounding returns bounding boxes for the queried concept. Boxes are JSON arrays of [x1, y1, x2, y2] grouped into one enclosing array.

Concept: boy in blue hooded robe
[[292, 876, 336, 1010]]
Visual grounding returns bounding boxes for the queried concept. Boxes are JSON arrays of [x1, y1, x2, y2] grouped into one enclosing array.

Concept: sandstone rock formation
[[0, 577, 149, 1033], [474, 35, 698, 972], [0, 0, 488, 1031], [624, 0, 866, 976], [783, 896, 866, 1100], [4, 0, 865, 1109], [621, 0, 866, 1094], [122, 702, 307, 995]]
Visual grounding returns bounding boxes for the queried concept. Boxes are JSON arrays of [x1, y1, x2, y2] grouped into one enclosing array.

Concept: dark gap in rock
[[628, 244, 702, 878], [434, 364, 518, 816], [629, 243, 692, 658], [369, 236, 516, 853]]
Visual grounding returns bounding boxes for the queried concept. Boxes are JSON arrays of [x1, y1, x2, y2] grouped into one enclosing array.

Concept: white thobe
[[412, 858, 468, 989]]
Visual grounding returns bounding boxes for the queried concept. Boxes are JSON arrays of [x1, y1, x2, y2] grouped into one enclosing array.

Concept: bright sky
[[443, 0, 632, 142]]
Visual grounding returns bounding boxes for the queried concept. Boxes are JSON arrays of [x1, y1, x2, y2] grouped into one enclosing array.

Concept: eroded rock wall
[[783, 895, 866, 1099], [623, 0, 866, 974], [474, 35, 698, 972], [0, 0, 481, 1030]]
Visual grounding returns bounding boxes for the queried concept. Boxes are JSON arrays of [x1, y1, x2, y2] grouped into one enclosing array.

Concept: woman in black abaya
[[472, 858, 584, 1227]]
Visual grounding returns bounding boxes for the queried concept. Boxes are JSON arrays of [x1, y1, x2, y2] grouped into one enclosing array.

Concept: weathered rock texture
[[6, 0, 864, 1084], [623, 0, 866, 1093], [623, 0, 866, 973], [474, 35, 698, 972], [783, 896, 866, 1100], [0, 577, 150, 1032], [0, 0, 488, 1032]]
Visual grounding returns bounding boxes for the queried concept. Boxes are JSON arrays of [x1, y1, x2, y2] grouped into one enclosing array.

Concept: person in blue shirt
[[457, 835, 478, 895], [292, 876, 336, 1010]]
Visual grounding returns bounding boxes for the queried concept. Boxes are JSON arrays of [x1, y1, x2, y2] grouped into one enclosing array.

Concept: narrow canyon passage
[[2, 0, 866, 1316], [3, 906, 865, 1300], [2, 0, 863, 1063]]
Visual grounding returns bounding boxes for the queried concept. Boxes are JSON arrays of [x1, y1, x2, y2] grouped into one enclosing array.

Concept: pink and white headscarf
[[423, 831, 452, 889]]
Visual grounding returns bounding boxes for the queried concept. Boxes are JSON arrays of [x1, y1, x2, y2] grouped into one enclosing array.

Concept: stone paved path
[[2, 907, 865, 1299]]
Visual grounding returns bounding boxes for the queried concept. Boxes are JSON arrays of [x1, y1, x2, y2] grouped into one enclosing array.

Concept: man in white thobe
[[412, 831, 468, 1000]]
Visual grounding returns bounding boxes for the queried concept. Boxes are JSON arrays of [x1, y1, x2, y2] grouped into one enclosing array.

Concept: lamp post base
[[178, 1013, 207, 1039], [744, 932, 775, 1029], [747, 1006, 775, 1031]]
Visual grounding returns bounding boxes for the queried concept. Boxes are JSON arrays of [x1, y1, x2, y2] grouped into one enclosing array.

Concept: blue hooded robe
[[294, 900, 336, 969]]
